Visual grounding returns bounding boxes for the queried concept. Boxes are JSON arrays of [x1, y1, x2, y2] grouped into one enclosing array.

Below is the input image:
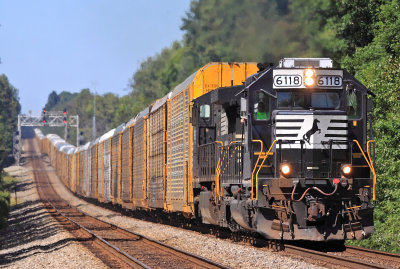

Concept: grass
[[0, 171, 19, 229]]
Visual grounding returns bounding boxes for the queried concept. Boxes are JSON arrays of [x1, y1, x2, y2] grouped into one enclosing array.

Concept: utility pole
[[63, 109, 68, 141], [92, 92, 96, 140], [76, 115, 79, 147]]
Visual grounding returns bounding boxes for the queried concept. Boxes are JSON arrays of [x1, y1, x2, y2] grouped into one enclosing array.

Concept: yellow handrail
[[255, 140, 277, 200], [353, 140, 377, 201], [214, 141, 240, 202], [219, 140, 241, 178], [251, 140, 277, 200], [251, 140, 264, 200]]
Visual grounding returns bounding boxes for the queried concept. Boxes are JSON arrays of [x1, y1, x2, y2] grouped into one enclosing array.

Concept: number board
[[273, 75, 302, 87], [316, 75, 342, 87], [273, 69, 343, 89]]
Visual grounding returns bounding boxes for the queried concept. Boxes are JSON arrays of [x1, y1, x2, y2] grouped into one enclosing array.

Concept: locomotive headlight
[[341, 164, 352, 176], [305, 77, 314, 86], [304, 69, 315, 86], [305, 69, 314, 77], [281, 164, 291, 176]]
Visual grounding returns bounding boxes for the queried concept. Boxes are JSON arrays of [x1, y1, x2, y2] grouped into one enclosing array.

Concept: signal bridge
[[14, 112, 79, 165]]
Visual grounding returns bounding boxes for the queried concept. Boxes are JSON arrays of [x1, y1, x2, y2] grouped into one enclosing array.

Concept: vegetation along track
[[28, 139, 230, 269]]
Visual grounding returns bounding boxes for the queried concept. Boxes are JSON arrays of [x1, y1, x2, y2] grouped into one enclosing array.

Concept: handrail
[[254, 140, 277, 200], [251, 139, 277, 200], [218, 141, 241, 178], [214, 141, 241, 202], [214, 141, 224, 202], [251, 140, 264, 200], [366, 140, 376, 201], [353, 140, 377, 201]]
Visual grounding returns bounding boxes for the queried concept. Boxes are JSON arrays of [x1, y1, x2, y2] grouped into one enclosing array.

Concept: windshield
[[277, 91, 340, 109]]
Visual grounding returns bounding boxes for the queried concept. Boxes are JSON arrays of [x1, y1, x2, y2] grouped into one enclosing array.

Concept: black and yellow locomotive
[[193, 58, 375, 241]]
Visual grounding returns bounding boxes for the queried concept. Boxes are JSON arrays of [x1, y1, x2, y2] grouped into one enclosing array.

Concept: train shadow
[[0, 199, 82, 266], [285, 239, 346, 252]]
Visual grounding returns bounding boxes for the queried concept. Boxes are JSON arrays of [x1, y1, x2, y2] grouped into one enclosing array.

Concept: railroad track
[[333, 245, 400, 269], [228, 232, 400, 269], [282, 243, 400, 269], [29, 139, 230, 269], [28, 138, 400, 269]]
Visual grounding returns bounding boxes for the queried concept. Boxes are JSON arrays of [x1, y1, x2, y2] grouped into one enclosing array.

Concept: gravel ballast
[[0, 143, 108, 269], [0, 139, 327, 268], [41, 156, 326, 268]]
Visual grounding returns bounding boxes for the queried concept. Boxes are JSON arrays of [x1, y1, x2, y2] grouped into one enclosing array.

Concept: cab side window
[[253, 91, 270, 120], [346, 88, 362, 119], [200, 104, 210, 119]]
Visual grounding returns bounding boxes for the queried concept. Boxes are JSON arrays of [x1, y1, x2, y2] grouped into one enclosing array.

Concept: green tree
[[0, 74, 20, 170], [0, 74, 20, 230], [331, 0, 400, 252], [129, 0, 334, 114], [43, 89, 125, 144], [44, 91, 60, 111]]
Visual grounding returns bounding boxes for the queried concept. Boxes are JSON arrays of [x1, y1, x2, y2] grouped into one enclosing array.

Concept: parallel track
[[229, 233, 400, 269], [283, 244, 400, 269], [332, 245, 400, 269], [29, 139, 230, 269]]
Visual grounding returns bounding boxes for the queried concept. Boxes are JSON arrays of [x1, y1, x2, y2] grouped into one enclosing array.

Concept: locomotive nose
[[273, 111, 349, 179]]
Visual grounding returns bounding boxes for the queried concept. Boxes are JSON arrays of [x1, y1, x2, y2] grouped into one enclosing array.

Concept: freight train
[[35, 58, 376, 241]]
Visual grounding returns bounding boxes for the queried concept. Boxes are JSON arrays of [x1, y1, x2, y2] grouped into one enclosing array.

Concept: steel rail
[[284, 244, 393, 269], [30, 140, 231, 269], [342, 245, 400, 268], [32, 156, 150, 269], [345, 245, 400, 260]]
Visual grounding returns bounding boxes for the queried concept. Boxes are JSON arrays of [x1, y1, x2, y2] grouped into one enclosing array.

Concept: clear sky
[[0, 0, 191, 114]]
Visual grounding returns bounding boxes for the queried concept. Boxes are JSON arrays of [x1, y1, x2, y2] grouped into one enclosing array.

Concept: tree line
[[0, 74, 21, 228], [43, 0, 400, 252], [0, 74, 20, 170]]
